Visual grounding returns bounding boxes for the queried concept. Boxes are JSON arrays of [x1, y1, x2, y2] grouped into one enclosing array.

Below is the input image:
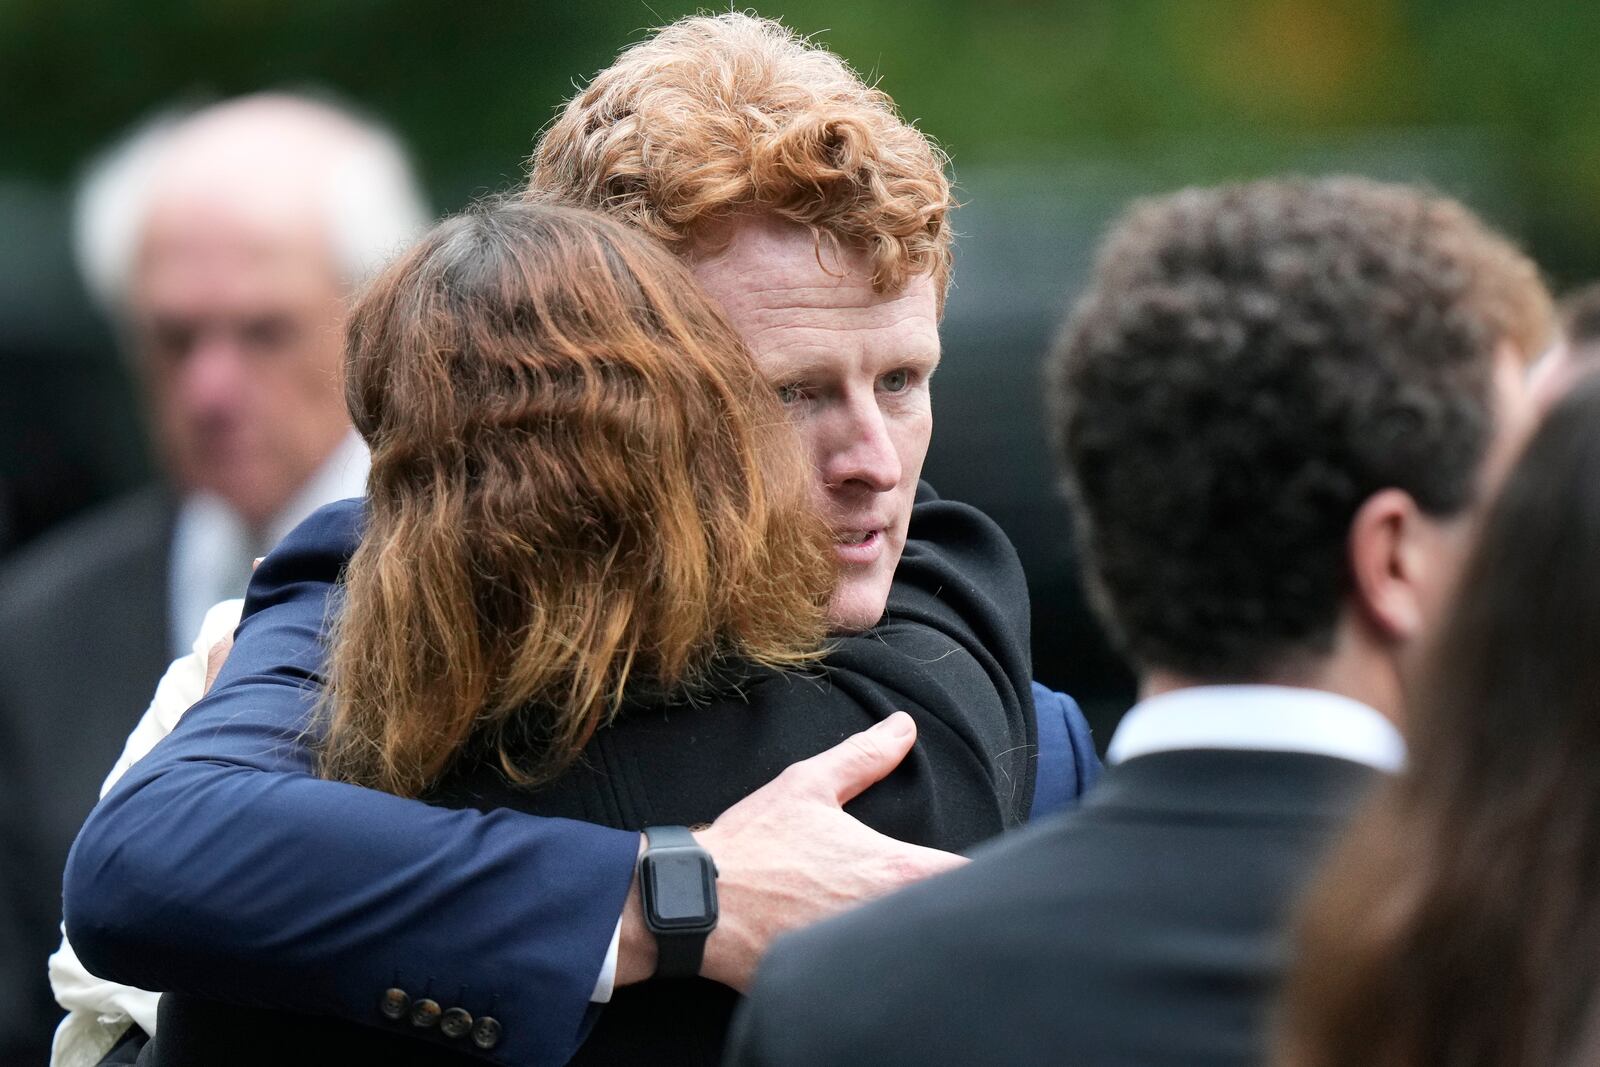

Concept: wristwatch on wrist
[[638, 825, 719, 979]]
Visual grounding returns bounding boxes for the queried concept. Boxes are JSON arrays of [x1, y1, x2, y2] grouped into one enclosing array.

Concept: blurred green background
[[2, 0, 1596, 715], [7, 0, 1599, 266]]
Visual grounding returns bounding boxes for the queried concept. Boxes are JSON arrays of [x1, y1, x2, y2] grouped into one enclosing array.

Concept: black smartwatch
[[638, 825, 719, 979]]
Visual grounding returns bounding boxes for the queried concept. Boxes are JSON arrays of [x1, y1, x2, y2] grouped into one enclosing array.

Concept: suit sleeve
[[63, 499, 638, 1067], [1027, 683, 1102, 818]]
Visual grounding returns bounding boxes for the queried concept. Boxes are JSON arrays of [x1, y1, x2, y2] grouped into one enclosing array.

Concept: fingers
[[797, 712, 917, 806], [202, 634, 235, 696]]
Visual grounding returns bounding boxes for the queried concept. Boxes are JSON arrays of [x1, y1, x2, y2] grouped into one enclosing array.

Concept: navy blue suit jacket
[[65, 485, 1096, 1066], [1028, 683, 1099, 816]]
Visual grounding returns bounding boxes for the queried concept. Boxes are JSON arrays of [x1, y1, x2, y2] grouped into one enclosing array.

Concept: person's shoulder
[[901, 482, 1024, 585], [244, 496, 365, 611], [736, 814, 1093, 1063], [893, 482, 1030, 653], [768, 811, 1085, 982], [1028, 683, 1102, 814], [0, 486, 171, 622], [275, 496, 365, 553]]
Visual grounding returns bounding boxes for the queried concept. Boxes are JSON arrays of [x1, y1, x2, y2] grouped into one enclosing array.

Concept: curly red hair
[[527, 12, 953, 309]]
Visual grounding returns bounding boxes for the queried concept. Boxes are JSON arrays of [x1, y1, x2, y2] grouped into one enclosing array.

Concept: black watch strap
[[655, 918, 707, 979], [644, 824, 698, 851], [641, 825, 717, 979]]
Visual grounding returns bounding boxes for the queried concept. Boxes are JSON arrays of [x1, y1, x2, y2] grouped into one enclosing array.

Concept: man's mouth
[[833, 528, 883, 563]]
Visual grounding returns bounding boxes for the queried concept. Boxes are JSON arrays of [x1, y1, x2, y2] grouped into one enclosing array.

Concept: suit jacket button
[[441, 1007, 473, 1039], [379, 988, 410, 1021], [471, 1015, 503, 1050], [410, 997, 442, 1028]]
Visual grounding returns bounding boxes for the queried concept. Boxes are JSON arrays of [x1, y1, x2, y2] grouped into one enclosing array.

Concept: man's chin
[[186, 469, 291, 528], [825, 580, 892, 634]]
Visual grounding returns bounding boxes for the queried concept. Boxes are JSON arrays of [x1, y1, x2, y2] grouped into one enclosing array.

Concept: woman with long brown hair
[[142, 200, 1037, 1065], [323, 198, 834, 798], [1277, 369, 1600, 1067]]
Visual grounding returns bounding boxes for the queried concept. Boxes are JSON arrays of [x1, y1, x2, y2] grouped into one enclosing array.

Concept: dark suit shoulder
[[0, 484, 172, 684], [0, 487, 170, 623], [731, 752, 1383, 1067], [732, 815, 1092, 1067]]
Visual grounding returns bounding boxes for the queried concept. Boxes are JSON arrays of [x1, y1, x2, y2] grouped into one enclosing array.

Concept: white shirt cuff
[[590, 918, 622, 1002]]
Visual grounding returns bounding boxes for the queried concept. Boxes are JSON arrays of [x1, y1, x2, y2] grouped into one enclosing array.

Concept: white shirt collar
[[1106, 684, 1406, 773], [168, 431, 370, 655]]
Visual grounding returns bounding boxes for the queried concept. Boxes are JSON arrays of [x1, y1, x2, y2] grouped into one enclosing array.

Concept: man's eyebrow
[[888, 346, 942, 374], [756, 351, 838, 379], [143, 314, 196, 337], [759, 346, 940, 380]]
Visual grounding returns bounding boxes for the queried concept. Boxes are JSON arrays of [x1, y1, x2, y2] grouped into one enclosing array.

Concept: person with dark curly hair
[[726, 176, 1552, 1067]]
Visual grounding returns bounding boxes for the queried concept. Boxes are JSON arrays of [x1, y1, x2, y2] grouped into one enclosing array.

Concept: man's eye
[[142, 323, 194, 362], [880, 369, 911, 393], [155, 331, 193, 360], [242, 318, 294, 351]]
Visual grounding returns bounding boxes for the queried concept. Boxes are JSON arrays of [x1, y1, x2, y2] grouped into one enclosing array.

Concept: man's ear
[[1347, 488, 1433, 643]]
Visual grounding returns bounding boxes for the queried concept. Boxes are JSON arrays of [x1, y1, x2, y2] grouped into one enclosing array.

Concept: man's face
[[129, 197, 352, 529], [691, 218, 941, 631]]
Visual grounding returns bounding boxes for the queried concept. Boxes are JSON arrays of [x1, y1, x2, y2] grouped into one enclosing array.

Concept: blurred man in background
[[0, 92, 429, 1062]]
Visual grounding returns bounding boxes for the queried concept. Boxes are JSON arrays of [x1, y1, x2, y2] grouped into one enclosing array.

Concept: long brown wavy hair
[[1276, 370, 1600, 1067], [318, 201, 834, 797]]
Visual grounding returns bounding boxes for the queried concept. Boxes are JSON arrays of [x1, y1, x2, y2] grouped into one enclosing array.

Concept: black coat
[[146, 485, 1040, 1066], [727, 747, 1380, 1067], [0, 487, 173, 1063]]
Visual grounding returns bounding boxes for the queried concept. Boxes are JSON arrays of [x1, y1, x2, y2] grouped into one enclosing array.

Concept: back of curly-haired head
[[320, 200, 834, 798], [1050, 176, 1551, 681], [526, 12, 953, 309]]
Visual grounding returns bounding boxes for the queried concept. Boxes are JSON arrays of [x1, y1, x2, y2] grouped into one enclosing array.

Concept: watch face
[[645, 853, 716, 928]]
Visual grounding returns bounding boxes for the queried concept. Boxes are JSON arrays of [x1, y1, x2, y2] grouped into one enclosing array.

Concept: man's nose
[[176, 335, 249, 420], [822, 398, 901, 493]]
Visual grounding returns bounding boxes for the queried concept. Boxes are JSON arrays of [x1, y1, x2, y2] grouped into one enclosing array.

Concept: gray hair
[[73, 92, 432, 312]]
